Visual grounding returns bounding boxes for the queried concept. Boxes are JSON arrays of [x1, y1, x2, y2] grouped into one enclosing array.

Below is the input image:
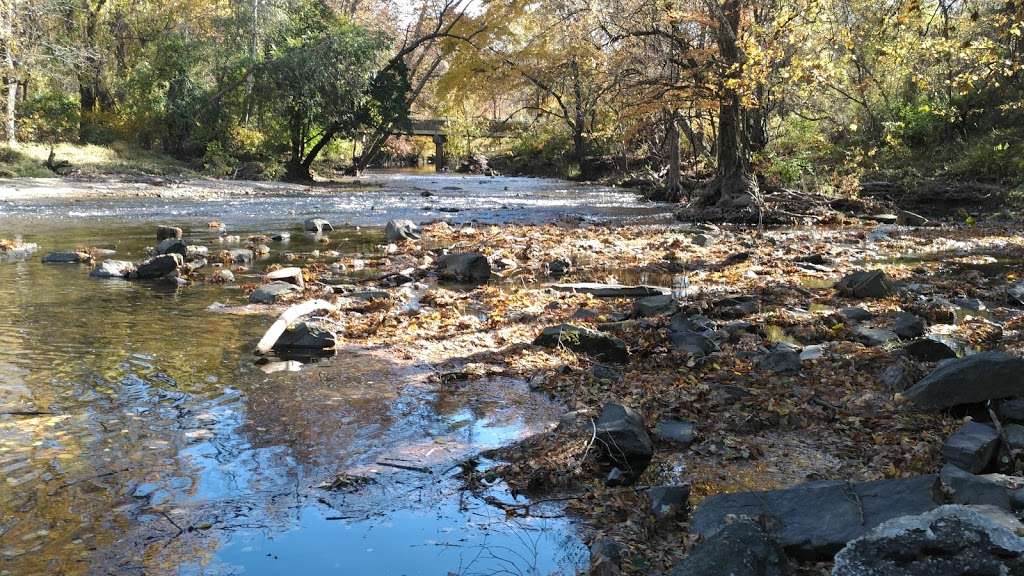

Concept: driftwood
[[255, 299, 336, 354]]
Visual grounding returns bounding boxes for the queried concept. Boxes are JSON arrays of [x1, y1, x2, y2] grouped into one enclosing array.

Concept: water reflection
[[0, 212, 585, 575]]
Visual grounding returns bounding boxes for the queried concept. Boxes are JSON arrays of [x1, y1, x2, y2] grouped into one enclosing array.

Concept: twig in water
[[376, 460, 433, 474]]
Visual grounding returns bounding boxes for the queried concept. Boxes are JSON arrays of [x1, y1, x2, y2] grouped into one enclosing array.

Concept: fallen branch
[[256, 299, 337, 354]]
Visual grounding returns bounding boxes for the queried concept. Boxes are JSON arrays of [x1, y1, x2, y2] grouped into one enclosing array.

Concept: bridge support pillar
[[432, 135, 447, 171]]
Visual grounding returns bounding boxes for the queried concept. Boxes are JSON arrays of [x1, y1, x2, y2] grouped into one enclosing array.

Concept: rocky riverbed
[[2, 177, 1024, 575]]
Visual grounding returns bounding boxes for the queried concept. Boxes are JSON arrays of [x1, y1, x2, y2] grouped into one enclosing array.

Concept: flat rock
[[249, 281, 299, 304], [42, 251, 92, 264], [535, 324, 629, 364], [633, 294, 678, 317], [266, 266, 304, 288], [690, 475, 942, 560], [90, 259, 136, 278], [670, 519, 794, 576], [831, 505, 1024, 576], [437, 252, 491, 283], [551, 283, 671, 298], [836, 270, 896, 299], [854, 325, 899, 346], [939, 464, 1021, 509], [838, 307, 873, 322], [903, 351, 1024, 409], [942, 421, 1000, 473], [653, 419, 697, 447]]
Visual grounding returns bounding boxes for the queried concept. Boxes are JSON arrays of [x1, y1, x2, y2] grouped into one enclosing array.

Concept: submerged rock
[[595, 403, 653, 482], [437, 252, 491, 283], [690, 475, 942, 560], [42, 251, 93, 264], [156, 225, 183, 242], [534, 324, 629, 364], [903, 351, 1024, 409], [943, 421, 1000, 473], [836, 270, 896, 299], [831, 505, 1024, 576], [670, 519, 794, 576], [385, 219, 420, 242], [90, 259, 136, 278]]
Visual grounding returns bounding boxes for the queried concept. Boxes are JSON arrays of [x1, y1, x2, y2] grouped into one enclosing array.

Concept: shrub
[[17, 92, 79, 142]]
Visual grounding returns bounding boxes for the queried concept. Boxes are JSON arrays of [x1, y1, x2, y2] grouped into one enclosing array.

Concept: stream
[[0, 172, 665, 576]]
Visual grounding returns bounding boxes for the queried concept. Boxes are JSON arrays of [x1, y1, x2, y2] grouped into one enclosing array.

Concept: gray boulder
[[133, 254, 182, 279], [757, 345, 802, 373], [633, 294, 678, 317], [589, 537, 623, 576], [838, 307, 873, 322], [831, 505, 1024, 576], [903, 352, 1024, 409], [385, 219, 420, 242], [836, 270, 896, 299], [653, 419, 697, 447], [942, 421, 1000, 473], [668, 314, 720, 357], [266, 266, 305, 288], [42, 251, 92, 264], [648, 484, 690, 520], [304, 218, 333, 233], [157, 237, 188, 257], [90, 260, 136, 278], [249, 281, 299, 304], [670, 519, 794, 576], [437, 252, 491, 283], [893, 312, 926, 339], [854, 325, 898, 346], [156, 225, 183, 242], [904, 336, 959, 361], [272, 322, 336, 352], [534, 324, 629, 364], [1009, 281, 1024, 305], [690, 475, 942, 560], [939, 464, 1020, 509], [228, 248, 254, 265], [595, 403, 653, 481], [996, 397, 1024, 423]]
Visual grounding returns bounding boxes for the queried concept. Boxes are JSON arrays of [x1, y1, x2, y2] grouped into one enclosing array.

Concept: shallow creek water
[[0, 173, 665, 575]]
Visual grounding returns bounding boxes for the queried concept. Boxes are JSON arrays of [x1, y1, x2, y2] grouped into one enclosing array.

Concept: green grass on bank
[[0, 142, 195, 178]]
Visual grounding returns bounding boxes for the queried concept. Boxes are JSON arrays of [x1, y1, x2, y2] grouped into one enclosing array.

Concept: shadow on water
[[0, 202, 589, 575]]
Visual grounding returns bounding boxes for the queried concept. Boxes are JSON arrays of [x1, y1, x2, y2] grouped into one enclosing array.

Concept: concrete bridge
[[392, 118, 522, 170]]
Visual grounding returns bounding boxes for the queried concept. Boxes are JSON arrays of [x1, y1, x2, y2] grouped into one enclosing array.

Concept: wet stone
[[437, 252, 491, 283], [942, 421, 1000, 473], [249, 281, 299, 304], [385, 219, 420, 242], [156, 225, 183, 242], [551, 283, 670, 298], [133, 253, 182, 279], [90, 259, 135, 279], [266, 266, 304, 288], [42, 251, 92, 264], [157, 237, 187, 256], [303, 218, 333, 233], [228, 248, 254, 264], [272, 322, 336, 352]]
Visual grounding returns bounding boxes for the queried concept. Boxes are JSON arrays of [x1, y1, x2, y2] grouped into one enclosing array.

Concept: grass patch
[[0, 142, 195, 178]]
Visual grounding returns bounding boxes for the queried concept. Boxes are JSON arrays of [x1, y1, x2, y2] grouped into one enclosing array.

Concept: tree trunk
[[2, 0, 16, 146], [665, 110, 681, 201], [702, 0, 759, 210]]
